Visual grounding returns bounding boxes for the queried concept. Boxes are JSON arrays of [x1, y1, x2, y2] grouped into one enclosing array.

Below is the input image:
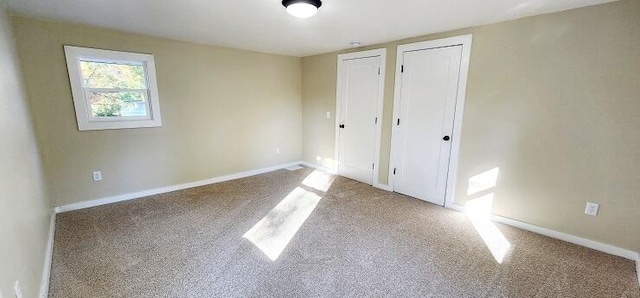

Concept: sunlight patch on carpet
[[302, 170, 335, 192], [243, 187, 321, 261], [466, 194, 512, 264]]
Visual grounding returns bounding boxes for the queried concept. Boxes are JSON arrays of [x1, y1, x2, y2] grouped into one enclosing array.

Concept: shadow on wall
[[464, 167, 513, 264], [243, 170, 335, 260]]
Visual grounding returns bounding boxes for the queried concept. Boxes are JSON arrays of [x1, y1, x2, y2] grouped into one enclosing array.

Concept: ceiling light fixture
[[282, 0, 322, 19]]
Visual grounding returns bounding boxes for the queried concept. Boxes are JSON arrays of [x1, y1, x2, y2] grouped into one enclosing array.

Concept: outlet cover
[[92, 171, 102, 182], [585, 202, 599, 216]]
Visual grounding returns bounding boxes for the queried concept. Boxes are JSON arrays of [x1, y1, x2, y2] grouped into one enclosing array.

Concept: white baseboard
[[300, 161, 337, 174], [300, 161, 393, 191], [496, 215, 638, 261], [636, 254, 640, 286], [447, 203, 466, 212], [449, 203, 638, 260], [54, 161, 304, 213], [374, 182, 392, 191], [39, 212, 56, 298], [450, 203, 640, 286]]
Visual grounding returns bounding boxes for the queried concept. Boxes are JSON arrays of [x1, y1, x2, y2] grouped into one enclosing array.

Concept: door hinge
[[375, 117, 378, 124], [393, 168, 397, 175], [372, 163, 375, 170], [397, 118, 400, 126], [401, 65, 404, 73], [378, 67, 381, 75]]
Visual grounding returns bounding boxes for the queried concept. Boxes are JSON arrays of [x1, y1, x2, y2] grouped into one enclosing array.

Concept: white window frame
[[64, 46, 162, 131]]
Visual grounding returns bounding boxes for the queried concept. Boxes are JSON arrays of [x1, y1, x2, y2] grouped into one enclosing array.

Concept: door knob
[[339, 124, 345, 129], [443, 136, 451, 141]]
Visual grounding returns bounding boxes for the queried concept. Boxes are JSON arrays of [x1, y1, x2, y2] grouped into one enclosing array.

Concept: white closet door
[[392, 45, 462, 205], [337, 55, 382, 184]]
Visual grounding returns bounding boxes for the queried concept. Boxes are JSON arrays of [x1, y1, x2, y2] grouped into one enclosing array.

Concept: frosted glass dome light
[[282, 0, 322, 19]]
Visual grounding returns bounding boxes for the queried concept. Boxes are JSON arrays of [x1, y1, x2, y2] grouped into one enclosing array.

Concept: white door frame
[[335, 48, 387, 188], [388, 35, 473, 208]]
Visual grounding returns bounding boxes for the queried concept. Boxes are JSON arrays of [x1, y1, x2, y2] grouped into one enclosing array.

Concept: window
[[64, 46, 162, 130]]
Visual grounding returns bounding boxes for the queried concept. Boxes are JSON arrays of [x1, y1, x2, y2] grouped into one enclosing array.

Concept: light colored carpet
[[49, 166, 640, 297]]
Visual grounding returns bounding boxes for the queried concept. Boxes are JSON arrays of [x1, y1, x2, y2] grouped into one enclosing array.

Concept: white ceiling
[[5, 0, 615, 57]]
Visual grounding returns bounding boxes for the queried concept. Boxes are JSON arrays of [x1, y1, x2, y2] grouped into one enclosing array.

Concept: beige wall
[[13, 17, 303, 207], [0, 2, 51, 297], [302, 0, 640, 253]]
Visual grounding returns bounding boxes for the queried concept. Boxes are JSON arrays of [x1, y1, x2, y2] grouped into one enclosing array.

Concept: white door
[[337, 51, 385, 185], [391, 45, 463, 205]]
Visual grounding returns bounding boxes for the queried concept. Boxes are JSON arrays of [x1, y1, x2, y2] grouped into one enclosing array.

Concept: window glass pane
[[80, 60, 146, 89], [88, 91, 148, 118]]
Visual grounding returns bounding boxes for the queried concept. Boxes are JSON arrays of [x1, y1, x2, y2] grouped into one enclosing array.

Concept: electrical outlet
[[14, 281, 22, 298], [92, 171, 102, 182], [585, 202, 599, 216], [276, 147, 281, 154], [326, 111, 331, 119]]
